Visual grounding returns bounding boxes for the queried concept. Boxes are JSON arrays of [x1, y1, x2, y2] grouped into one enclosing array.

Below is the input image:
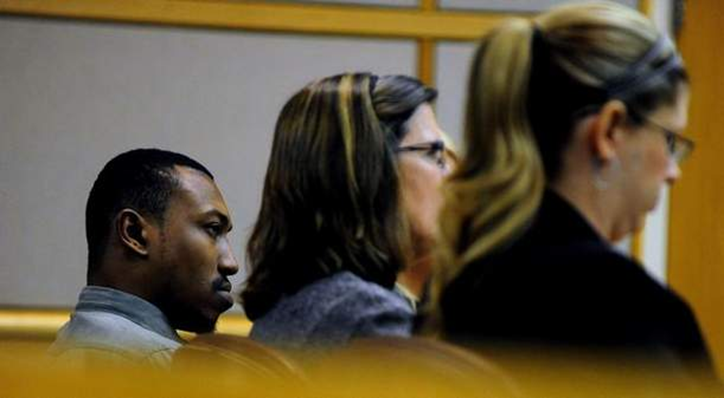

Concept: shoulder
[[543, 241, 674, 299], [499, 240, 674, 306], [321, 272, 413, 315], [308, 272, 414, 338], [251, 272, 413, 347], [49, 310, 181, 365], [441, 238, 652, 322], [272, 271, 412, 312], [442, 237, 704, 341], [458, 236, 654, 288]]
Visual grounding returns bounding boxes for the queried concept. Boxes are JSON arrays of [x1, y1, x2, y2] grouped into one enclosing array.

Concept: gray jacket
[[48, 286, 183, 367], [250, 271, 414, 349]]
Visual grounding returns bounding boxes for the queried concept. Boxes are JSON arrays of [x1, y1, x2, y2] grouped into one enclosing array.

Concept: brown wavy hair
[[241, 73, 437, 320]]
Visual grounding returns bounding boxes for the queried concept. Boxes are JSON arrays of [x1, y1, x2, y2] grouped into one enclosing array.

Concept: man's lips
[[214, 279, 234, 307], [214, 278, 232, 292], [216, 290, 234, 307], [218, 281, 232, 293]]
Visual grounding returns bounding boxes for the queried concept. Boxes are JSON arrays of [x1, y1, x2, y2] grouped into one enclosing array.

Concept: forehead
[[168, 166, 229, 217], [650, 85, 690, 130], [400, 103, 444, 145]]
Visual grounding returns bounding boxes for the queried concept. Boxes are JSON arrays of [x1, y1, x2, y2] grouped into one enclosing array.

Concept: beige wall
[[1, 0, 654, 312], [0, 16, 415, 309]]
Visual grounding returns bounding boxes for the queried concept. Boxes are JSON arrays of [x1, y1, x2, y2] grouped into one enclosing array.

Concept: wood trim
[[0, 308, 252, 339], [0, 308, 70, 338], [629, 233, 643, 262], [669, 0, 724, 377], [0, 0, 509, 41], [628, 0, 655, 261], [417, 38, 435, 86], [638, 0, 653, 17], [416, 0, 437, 85], [420, 0, 437, 12]]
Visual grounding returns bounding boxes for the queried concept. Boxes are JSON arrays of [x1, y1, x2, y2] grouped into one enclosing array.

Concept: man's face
[[154, 166, 239, 333]]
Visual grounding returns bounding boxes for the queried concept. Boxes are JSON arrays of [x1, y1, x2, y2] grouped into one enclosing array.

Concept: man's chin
[[173, 315, 218, 334]]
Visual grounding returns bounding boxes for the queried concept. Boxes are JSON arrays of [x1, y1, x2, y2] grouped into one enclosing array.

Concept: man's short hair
[[85, 148, 213, 276]]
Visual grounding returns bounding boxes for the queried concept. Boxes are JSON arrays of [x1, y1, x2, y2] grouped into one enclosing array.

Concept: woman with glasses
[[242, 73, 450, 349], [427, 1, 713, 381]]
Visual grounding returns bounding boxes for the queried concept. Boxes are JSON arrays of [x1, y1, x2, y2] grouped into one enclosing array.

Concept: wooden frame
[[0, 0, 514, 41], [0, 308, 252, 339]]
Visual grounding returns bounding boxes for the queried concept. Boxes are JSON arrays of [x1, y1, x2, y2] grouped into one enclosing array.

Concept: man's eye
[[205, 224, 222, 237]]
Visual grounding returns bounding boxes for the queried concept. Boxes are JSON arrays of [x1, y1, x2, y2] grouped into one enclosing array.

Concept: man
[[49, 148, 239, 366]]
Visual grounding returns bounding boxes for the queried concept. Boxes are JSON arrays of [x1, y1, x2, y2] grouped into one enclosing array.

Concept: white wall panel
[[0, 16, 415, 308], [642, 0, 677, 284], [435, 41, 477, 148]]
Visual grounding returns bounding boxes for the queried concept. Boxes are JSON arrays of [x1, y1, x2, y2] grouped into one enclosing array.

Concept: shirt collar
[[75, 285, 182, 343], [394, 283, 418, 312]]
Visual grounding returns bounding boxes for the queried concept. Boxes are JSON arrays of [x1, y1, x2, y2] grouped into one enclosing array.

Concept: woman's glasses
[[395, 140, 447, 170], [629, 109, 695, 164]]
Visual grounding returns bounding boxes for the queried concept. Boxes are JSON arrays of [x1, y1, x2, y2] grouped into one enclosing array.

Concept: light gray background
[[436, 41, 477, 148], [0, 16, 415, 309], [1, 0, 670, 310]]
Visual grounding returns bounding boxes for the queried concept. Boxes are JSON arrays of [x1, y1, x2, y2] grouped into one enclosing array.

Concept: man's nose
[[218, 238, 239, 276]]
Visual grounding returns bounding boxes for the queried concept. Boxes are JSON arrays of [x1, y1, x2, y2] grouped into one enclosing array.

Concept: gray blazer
[[250, 271, 414, 349]]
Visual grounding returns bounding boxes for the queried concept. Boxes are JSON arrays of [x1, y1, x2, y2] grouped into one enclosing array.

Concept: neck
[[549, 179, 617, 242], [397, 254, 432, 299], [88, 261, 156, 305]]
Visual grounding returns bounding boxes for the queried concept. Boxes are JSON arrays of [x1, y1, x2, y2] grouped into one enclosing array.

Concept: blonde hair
[[426, 1, 686, 333]]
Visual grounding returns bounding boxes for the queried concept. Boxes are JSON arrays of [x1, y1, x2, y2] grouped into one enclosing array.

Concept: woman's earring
[[593, 157, 620, 191]]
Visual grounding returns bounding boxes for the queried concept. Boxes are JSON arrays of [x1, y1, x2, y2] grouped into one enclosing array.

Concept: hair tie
[[605, 35, 684, 97]]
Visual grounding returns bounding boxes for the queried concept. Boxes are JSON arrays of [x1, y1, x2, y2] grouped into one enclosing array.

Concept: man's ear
[[116, 209, 153, 257], [588, 99, 628, 163]]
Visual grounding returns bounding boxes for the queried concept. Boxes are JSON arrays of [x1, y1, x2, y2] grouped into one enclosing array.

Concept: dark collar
[[526, 189, 607, 247]]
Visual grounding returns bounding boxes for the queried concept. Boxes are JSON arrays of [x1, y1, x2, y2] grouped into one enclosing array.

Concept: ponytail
[[425, 19, 545, 333], [424, 1, 687, 337]]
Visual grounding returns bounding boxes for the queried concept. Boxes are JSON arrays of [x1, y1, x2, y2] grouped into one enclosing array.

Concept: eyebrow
[[202, 209, 233, 232]]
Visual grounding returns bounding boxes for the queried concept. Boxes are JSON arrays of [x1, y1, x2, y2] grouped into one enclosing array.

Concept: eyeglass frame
[[626, 107, 695, 164], [571, 104, 695, 164], [394, 140, 448, 169]]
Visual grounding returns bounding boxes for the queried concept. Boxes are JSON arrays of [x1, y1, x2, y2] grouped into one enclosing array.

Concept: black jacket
[[441, 190, 714, 379]]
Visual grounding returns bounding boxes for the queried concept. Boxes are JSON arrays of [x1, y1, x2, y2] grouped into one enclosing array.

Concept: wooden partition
[[669, 0, 724, 377], [0, 309, 252, 341]]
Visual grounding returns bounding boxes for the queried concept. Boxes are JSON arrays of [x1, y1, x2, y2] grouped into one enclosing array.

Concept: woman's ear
[[588, 99, 628, 163], [116, 209, 153, 257]]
